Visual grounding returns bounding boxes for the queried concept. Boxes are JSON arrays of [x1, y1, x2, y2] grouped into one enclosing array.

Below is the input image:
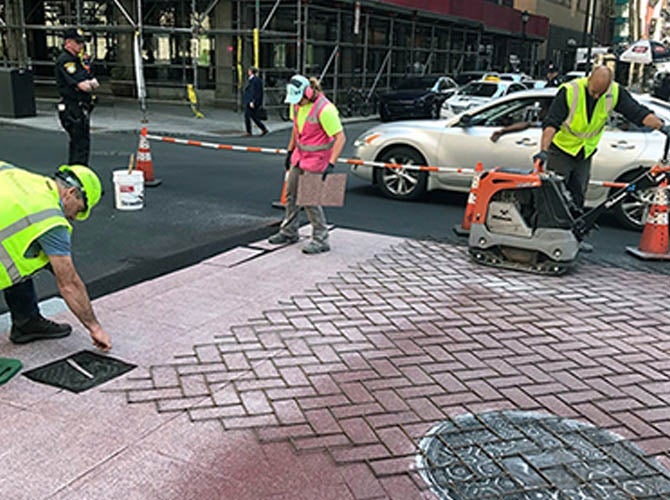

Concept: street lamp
[[521, 10, 529, 74]]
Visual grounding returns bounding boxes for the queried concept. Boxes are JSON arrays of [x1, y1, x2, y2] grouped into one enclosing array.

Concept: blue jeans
[[3, 279, 40, 325]]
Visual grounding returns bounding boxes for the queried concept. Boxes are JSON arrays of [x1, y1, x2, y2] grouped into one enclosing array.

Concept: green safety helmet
[[56, 165, 103, 221]]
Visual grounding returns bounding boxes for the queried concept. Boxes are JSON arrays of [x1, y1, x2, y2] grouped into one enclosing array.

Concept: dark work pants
[[546, 144, 592, 209], [58, 102, 91, 166], [244, 105, 267, 134], [3, 279, 40, 326]]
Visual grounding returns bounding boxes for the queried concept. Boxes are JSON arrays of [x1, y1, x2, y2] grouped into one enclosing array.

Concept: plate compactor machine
[[467, 153, 670, 276]]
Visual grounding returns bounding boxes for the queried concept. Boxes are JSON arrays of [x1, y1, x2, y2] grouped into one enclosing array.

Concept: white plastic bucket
[[113, 170, 144, 210]]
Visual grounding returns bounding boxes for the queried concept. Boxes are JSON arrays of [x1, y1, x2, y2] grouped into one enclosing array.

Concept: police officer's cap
[[547, 63, 558, 73], [63, 28, 86, 43]]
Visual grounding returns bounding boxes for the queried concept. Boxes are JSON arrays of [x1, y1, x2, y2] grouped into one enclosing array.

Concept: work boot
[[10, 316, 72, 344], [302, 240, 330, 254], [268, 233, 299, 245]]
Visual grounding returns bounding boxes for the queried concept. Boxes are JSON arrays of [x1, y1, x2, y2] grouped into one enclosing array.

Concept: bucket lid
[[0, 357, 22, 385]]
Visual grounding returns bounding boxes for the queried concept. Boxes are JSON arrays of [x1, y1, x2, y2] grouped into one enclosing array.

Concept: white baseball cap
[[285, 75, 310, 104]]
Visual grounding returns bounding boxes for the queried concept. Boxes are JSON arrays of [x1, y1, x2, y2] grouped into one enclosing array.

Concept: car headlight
[[353, 133, 381, 148]]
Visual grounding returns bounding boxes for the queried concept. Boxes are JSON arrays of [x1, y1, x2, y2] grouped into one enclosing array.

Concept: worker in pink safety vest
[[268, 75, 346, 254]]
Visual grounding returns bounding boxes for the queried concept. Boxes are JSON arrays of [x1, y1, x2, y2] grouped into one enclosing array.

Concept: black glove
[[285, 150, 293, 171], [533, 150, 548, 166], [660, 124, 670, 136], [322, 163, 335, 181]]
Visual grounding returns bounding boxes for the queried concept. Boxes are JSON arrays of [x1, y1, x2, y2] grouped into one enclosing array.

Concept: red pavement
[[1, 230, 669, 498]]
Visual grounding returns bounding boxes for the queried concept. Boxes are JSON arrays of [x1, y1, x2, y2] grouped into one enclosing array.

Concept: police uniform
[[545, 64, 560, 88], [55, 28, 95, 166]]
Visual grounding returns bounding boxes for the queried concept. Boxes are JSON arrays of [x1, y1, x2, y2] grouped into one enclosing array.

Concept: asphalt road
[[0, 121, 666, 314]]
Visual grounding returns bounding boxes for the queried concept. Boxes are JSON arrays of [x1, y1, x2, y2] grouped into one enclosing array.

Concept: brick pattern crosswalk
[[113, 239, 670, 497]]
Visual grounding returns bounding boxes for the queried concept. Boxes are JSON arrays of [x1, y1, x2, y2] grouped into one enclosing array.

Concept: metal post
[[386, 17, 393, 89], [318, 44, 339, 82], [303, 2, 308, 73], [410, 18, 416, 73], [136, 0, 147, 119], [362, 13, 369, 88], [333, 7, 339, 97], [192, 0, 198, 90], [17, 0, 28, 68], [296, 0, 301, 73], [585, 0, 597, 74], [261, 0, 282, 31]]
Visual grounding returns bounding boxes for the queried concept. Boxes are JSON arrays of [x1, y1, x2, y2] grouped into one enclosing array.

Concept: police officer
[[55, 28, 99, 166], [545, 63, 561, 87]]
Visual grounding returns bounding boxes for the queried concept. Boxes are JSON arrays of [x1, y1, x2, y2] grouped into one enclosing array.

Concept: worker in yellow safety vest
[[1, 162, 111, 351], [534, 66, 670, 211]]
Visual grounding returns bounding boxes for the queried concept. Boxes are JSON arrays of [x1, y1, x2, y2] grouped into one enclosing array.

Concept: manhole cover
[[417, 411, 670, 499], [23, 350, 136, 393]]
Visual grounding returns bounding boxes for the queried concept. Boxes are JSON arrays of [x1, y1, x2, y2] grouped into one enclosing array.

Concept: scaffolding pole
[[260, 0, 282, 32], [135, 0, 147, 119], [318, 44, 339, 83]]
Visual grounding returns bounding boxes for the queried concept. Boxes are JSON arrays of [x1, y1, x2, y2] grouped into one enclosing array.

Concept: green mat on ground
[[0, 358, 22, 385], [23, 350, 135, 393]]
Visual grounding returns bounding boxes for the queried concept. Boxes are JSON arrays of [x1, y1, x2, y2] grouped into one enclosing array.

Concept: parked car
[[652, 71, 670, 101], [454, 71, 489, 86], [562, 71, 586, 82], [440, 79, 527, 118], [498, 72, 533, 83], [351, 87, 670, 230], [378, 76, 459, 122]]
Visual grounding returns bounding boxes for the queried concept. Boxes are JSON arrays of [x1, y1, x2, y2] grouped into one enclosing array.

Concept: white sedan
[[352, 88, 669, 230], [440, 80, 528, 118]]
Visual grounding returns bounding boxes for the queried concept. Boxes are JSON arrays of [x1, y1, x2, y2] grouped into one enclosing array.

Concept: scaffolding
[[0, 0, 540, 111]]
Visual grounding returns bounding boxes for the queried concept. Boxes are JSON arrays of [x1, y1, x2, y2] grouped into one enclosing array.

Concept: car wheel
[[374, 146, 428, 200], [611, 170, 654, 230]]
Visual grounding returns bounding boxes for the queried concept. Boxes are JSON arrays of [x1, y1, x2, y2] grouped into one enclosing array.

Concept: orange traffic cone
[[453, 162, 484, 236], [136, 127, 162, 187], [626, 179, 670, 260], [272, 170, 289, 209]]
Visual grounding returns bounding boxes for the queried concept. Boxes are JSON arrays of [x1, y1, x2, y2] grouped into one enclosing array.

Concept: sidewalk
[[0, 97, 370, 138], [1, 227, 669, 499]]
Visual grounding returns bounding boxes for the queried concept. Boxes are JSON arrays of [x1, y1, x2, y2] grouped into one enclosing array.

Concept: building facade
[[1, 0, 551, 110]]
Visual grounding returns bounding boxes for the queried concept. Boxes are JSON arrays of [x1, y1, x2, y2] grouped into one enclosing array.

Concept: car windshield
[[459, 82, 499, 97], [394, 77, 437, 90]]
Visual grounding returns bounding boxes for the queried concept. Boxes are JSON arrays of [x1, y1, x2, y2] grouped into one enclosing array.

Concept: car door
[[435, 96, 548, 189], [588, 112, 646, 203]]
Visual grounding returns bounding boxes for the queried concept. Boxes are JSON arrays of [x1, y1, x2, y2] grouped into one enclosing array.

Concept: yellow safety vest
[[0, 163, 72, 290], [553, 77, 619, 158]]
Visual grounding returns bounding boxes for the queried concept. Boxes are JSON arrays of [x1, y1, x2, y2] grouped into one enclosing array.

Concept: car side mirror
[[459, 114, 472, 127]]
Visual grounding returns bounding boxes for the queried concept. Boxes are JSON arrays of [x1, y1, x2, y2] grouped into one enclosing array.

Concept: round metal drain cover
[[417, 410, 670, 499]]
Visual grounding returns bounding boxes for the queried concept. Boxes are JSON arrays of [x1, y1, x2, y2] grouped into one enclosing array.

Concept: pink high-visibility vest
[[290, 94, 334, 173]]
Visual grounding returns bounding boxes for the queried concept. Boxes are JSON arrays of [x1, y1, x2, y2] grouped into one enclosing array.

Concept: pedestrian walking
[[268, 75, 346, 254], [1, 162, 111, 351], [243, 67, 268, 137], [55, 28, 99, 166]]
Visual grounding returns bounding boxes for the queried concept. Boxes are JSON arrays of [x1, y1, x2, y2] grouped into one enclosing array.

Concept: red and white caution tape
[[143, 131, 632, 189]]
